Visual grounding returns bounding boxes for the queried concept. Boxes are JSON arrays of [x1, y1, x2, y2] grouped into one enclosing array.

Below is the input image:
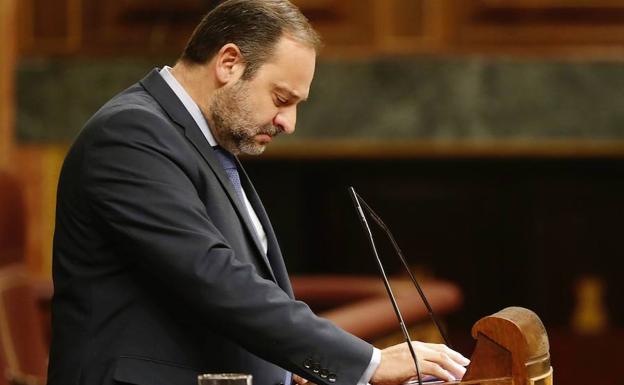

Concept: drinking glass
[[198, 373, 252, 385]]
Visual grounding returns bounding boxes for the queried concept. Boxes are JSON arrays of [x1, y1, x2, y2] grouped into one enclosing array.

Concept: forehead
[[251, 36, 316, 99]]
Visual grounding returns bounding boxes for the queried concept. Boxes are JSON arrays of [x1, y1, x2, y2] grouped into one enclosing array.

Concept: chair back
[[0, 264, 48, 385], [0, 172, 25, 266]]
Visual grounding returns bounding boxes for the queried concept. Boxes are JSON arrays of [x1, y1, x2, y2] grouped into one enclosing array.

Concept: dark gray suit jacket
[[47, 69, 373, 385]]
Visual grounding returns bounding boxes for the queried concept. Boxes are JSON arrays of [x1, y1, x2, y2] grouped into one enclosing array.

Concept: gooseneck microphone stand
[[348, 187, 424, 385], [353, 191, 452, 348]]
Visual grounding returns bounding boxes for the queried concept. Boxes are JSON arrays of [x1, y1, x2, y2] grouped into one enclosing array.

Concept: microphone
[[348, 187, 424, 385], [352, 190, 452, 348]]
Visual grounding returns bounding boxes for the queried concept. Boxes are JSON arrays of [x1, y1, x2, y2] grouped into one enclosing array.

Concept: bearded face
[[209, 80, 280, 156]]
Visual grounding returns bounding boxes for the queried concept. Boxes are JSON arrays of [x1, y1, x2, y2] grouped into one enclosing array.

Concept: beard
[[209, 80, 279, 156]]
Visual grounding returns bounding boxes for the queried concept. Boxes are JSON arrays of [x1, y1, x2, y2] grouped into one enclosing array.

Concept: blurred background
[[1, 0, 623, 384]]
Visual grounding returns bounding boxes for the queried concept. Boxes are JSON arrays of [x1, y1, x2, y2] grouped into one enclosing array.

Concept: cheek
[[237, 79, 278, 125], [246, 95, 278, 125]]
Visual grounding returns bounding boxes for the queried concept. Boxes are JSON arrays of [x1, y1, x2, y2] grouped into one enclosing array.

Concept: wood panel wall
[[9, 0, 624, 277], [2, 1, 62, 276], [15, 0, 624, 58], [451, 0, 624, 55], [0, 0, 16, 167]]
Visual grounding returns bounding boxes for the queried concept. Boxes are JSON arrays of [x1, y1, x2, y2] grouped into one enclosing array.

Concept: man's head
[[182, 0, 321, 80], [174, 0, 321, 155]]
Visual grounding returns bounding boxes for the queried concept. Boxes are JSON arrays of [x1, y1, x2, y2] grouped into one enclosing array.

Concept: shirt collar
[[159, 66, 218, 147]]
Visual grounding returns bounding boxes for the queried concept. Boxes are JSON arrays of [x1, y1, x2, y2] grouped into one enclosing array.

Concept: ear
[[214, 43, 245, 85]]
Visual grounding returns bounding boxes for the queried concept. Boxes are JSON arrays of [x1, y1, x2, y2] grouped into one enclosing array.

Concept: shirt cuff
[[357, 347, 381, 385]]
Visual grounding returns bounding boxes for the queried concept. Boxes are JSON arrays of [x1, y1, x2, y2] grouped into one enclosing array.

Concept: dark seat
[[0, 263, 49, 385]]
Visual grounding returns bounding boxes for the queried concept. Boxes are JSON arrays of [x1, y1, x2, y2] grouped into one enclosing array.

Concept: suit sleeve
[[81, 107, 374, 385]]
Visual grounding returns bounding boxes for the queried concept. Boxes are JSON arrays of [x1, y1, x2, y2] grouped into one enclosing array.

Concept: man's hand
[[370, 341, 470, 385]]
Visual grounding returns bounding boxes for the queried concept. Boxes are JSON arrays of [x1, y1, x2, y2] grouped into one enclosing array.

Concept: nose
[[273, 106, 297, 135]]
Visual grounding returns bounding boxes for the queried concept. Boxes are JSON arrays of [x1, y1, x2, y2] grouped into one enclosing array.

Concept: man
[[48, 1, 469, 385]]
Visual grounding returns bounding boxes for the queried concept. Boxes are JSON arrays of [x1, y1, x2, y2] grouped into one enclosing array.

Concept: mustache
[[258, 125, 281, 136]]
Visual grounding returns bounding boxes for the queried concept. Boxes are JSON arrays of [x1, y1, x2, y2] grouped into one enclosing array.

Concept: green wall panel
[[17, 57, 624, 143]]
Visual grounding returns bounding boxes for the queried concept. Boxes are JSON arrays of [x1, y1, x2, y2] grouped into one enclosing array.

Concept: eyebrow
[[276, 85, 308, 102]]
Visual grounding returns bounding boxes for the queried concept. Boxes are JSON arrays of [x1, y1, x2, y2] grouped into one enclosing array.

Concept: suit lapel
[[139, 68, 276, 282], [238, 163, 294, 298]]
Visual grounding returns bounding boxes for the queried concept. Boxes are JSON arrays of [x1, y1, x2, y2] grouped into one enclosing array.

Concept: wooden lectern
[[458, 307, 553, 385]]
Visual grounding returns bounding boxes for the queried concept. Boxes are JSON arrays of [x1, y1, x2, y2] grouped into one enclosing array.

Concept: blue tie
[[212, 146, 244, 202]]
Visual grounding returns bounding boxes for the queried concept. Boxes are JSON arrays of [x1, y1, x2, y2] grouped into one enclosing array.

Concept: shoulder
[[63, 81, 195, 177], [93, 84, 170, 131], [76, 82, 185, 149]]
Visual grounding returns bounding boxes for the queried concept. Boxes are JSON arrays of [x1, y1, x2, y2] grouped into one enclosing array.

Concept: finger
[[437, 344, 470, 366], [447, 349, 470, 367], [419, 361, 456, 383], [421, 343, 471, 367], [435, 351, 466, 380], [416, 347, 466, 380]]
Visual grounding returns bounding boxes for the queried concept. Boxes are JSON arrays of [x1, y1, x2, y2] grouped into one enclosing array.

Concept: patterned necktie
[[212, 146, 244, 202]]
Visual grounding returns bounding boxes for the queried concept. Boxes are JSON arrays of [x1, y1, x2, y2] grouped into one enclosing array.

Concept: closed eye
[[275, 95, 288, 106]]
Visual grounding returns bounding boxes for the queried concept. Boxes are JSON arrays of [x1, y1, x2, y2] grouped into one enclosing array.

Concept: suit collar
[[139, 68, 277, 282], [158, 66, 218, 147], [139, 68, 199, 135]]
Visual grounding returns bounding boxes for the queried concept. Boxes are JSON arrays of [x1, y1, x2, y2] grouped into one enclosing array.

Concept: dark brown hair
[[181, 0, 321, 79]]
